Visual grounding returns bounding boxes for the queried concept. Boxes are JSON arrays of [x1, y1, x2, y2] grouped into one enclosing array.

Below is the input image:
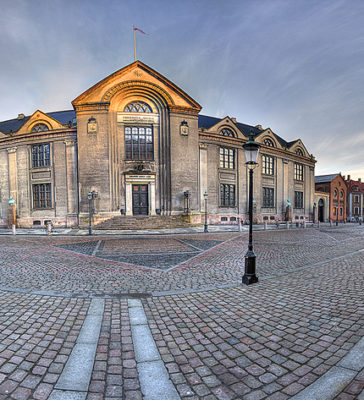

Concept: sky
[[1, 0, 364, 179]]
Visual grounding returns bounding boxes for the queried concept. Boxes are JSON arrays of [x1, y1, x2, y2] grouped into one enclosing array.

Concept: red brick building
[[345, 176, 364, 221], [315, 174, 347, 222]]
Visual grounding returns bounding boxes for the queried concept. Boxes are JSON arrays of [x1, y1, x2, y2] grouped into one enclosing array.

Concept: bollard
[[238, 218, 241, 232], [12, 224, 16, 235], [303, 220, 306, 228], [264, 221, 267, 230], [330, 220, 333, 227], [286, 221, 290, 229], [46, 222, 52, 235]]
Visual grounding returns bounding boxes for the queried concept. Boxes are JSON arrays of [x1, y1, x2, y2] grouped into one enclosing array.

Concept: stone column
[[199, 144, 208, 211], [150, 181, 156, 216], [7, 147, 17, 205], [125, 182, 133, 216], [65, 141, 78, 216]]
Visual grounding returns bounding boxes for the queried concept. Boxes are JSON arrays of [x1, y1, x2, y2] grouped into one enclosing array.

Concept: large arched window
[[263, 138, 274, 147], [31, 123, 49, 132], [124, 101, 152, 113], [295, 148, 304, 156], [220, 128, 235, 137]]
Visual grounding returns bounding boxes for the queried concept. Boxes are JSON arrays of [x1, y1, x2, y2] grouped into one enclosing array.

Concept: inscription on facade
[[117, 113, 159, 124]]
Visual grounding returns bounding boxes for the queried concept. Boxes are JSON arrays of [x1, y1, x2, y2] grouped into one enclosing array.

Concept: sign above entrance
[[117, 113, 159, 124]]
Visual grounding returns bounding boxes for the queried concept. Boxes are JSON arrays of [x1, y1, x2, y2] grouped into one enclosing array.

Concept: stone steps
[[94, 215, 193, 230]]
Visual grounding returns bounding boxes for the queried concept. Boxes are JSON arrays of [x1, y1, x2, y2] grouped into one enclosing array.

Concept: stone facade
[[0, 61, 316, 228]]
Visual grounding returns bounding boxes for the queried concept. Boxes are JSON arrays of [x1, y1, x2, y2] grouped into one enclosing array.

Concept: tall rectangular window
[[295, 191, 304, 208], [354, 195, 359, 203], [294, 163, 304, 181], [262, 187, 274, 207], [354, 207, 359, 215], [32, 144, 50, 168], [125, 126, 153, 160], [262, 155, 274, 175], [219, 148, 235, 169], [220, 184, 235, 206], [33, 183, 52, 208]]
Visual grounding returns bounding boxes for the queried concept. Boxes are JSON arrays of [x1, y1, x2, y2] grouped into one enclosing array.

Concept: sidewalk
[[0, 221, 355, 236]]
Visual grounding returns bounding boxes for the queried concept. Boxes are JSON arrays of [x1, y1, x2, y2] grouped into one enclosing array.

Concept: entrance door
[[132, 184, 149, 215], [318, 199, 324, 222]]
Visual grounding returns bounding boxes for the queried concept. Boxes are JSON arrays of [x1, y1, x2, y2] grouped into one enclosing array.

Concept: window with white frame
[[294, 163, 304, 181], [219, 148, 235, 169], [262, 155, 274, 175]]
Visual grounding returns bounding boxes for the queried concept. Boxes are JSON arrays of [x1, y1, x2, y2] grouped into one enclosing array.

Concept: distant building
[[344, 175, 364, 221], [315, 174, 347, 222], [0, 61, 316, 228]]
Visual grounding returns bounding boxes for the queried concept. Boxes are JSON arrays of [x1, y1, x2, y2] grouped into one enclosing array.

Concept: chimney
[[359, 178, 361, 183], [343, 175, 346, 180], [348, 175, 351, 180], [231, 117, 237, 123], [255, 124, 262, 130], [17, 113, 25, 120]]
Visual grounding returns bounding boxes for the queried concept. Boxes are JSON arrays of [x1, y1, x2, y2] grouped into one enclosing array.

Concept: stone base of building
[[0, 216, 79, 229]]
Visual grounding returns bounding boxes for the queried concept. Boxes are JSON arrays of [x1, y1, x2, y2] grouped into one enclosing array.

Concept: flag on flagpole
[[133, 26, 146, 35]]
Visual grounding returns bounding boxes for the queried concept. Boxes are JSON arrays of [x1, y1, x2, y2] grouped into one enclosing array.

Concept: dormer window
[[220, 128, 235, 137], [31, 123, 49, 132], [263, 138, 274, 147], [124, 101, 152, 113], [295, 148, 304, 156]]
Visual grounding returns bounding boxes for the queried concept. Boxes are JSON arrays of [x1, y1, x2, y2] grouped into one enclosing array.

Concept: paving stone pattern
[[0, 226, 362, 399]]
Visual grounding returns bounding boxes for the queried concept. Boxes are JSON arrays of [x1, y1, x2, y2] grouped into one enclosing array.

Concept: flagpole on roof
[[133, 26, 146, 62]]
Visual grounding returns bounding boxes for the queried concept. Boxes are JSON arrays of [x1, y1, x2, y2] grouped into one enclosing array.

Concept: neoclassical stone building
[[0, 61, 316, 228]]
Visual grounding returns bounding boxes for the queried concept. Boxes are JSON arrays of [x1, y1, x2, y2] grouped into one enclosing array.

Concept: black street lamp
[[242, 134, 260, 285], [204, 190, 208, 233], [336, 203, 339, 226], [88, 190, 98, 235]]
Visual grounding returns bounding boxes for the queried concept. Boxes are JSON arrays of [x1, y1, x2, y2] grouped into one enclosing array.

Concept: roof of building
[[315, 174, 339, 183], [198, 114, 292, 147], [0, 110, 76, 134], [346, 179, 364, 192], [0, 111, 295, 150]]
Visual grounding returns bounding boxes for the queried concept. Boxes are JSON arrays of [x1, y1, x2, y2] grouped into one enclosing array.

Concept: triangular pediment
[[289, 139, 310, 157], [203, 116, 243, 138], [72, 60, 202, 113], [255, 129, 284, 150], [17, 110, 64, 135]]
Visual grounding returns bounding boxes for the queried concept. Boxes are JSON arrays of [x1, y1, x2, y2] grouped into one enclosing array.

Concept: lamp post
[[204, 190, 208, 233], [242, 134, 260, 285], [88, 190, 98, 235], [336, 202, 339, 226]]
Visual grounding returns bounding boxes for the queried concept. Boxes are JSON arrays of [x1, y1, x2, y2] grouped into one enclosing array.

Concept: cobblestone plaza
[[0, 226, 363, 399]]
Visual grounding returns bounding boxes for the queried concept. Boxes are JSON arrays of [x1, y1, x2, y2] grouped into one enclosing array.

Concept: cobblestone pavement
[[0, 225, 362, 399]]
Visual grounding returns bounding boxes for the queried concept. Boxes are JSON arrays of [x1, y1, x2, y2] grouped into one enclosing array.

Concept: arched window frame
[[263, 138, 275, 147], [124, 101, 152, 113], [31, 123, 50, 132], [219, 128, 235, 138], [295, 148, 304, 156]]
